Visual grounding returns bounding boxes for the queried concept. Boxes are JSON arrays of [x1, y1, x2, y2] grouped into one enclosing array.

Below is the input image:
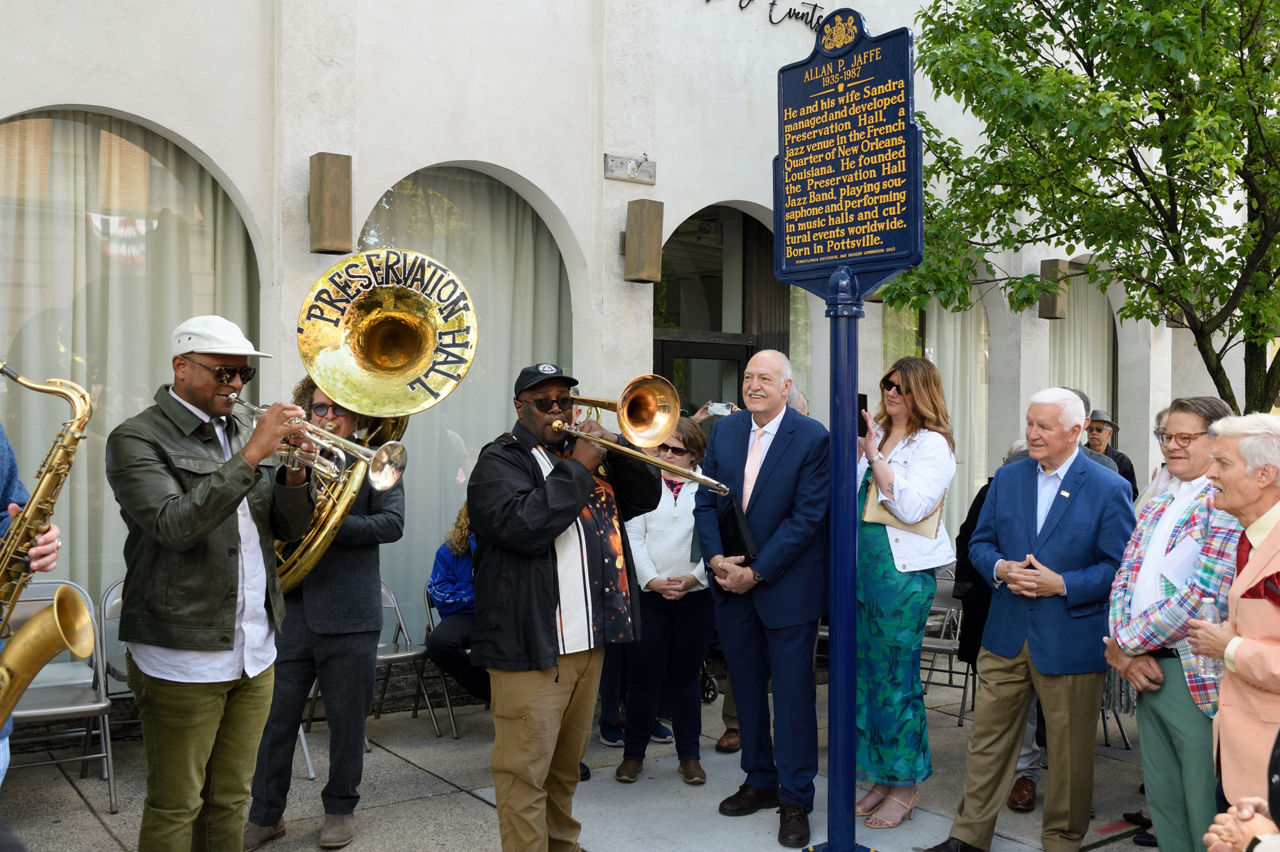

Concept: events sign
[[774, 8, 922, 293]]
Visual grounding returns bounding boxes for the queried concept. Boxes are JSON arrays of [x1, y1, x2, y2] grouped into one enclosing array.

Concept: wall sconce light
[[1038, 258, 1070, 319], [308, 152, 353, 254], [619, 199, 664, 283]]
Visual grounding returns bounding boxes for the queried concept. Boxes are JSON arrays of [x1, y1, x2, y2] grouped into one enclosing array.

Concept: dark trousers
[[426, 612, 491, 702], [599, 643, 626, 735], [248, 610, 378, 824], [715, 593, 819, 810], [623, 589, 715, 761]]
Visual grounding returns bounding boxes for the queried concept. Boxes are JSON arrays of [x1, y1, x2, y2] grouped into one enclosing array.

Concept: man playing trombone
[[245, 377, 405, 851], [104, 315, 315, 851], [467, 362, 661, 852]]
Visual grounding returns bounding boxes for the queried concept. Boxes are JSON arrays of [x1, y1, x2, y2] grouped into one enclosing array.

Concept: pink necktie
[[742, 428, 764, 509]]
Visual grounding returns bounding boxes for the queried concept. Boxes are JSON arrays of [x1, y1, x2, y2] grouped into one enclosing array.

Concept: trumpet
[[228, 394, 407, 491], [553, 375, 730, 496]]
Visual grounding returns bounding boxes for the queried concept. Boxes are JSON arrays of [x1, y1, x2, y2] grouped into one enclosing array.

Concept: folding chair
[[373, 581, 440, 736], [419, 583, 460, 739], [10, 579, 117, 813], [920, 569, 977, 726]]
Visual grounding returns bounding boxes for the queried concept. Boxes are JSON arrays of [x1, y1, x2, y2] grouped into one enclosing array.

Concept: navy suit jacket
[[969, 452, 1135, 674], [693, 407, 830, 628]]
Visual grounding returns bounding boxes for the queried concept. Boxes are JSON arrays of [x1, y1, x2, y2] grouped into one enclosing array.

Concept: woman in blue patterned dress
[[854, 356, 956, 829]]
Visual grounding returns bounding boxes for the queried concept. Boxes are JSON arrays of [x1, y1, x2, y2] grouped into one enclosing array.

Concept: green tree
[[886, 0, 1280, 413]]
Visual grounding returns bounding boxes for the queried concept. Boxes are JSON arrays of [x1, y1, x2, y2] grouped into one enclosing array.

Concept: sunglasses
[[657, 443, 691, 456], [311, 403, 351, 418], [1087, 424, 1112, 434], [182, 356, 256, 385], [880, 377, 908, 395], [520, 396, 575, 414], [1153, 430, 1208, 448]]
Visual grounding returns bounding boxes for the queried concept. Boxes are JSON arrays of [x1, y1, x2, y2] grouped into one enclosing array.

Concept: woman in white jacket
[[615, 417, 716, 786], [853, 356, 957, 829]]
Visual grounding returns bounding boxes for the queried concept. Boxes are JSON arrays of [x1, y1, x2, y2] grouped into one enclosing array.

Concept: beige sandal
[[864, 789, 918, 829]]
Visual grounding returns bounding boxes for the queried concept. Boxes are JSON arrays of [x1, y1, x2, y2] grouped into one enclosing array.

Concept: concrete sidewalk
[[0, 682, 1150, 851]]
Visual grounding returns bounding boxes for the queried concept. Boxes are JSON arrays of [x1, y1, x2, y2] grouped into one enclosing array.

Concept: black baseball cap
[[513, 363, 578, 397]]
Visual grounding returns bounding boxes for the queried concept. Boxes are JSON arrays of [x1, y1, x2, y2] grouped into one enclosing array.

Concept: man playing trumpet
[[245, 378, 405, 850], [105, 315, 315, 851]]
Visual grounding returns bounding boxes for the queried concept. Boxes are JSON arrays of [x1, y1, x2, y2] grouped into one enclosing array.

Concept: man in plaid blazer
[[1106, 396, 1240, 852]]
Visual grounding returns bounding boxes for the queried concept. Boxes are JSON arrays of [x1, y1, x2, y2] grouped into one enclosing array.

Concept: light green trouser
[[127, 654, 274, 852], [1136, 656, 1217, 852]]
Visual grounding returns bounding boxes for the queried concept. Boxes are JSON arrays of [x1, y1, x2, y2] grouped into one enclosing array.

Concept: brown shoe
[[778, 803, 810, 848], [318, 813, 353, 849], [718, 783, 779, 816], [715, 728, 741, 753], [1007, 776, 1036, 812], [615, 758, 643, 783], [677, 759, 706, 785], [243, 821, 285, 851]]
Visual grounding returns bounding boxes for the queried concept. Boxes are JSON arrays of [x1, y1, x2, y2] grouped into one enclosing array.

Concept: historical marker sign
[[774, 8, 923, 295]]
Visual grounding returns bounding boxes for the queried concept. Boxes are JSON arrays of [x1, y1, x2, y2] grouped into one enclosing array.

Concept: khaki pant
[[951, 644, 1105, 852], [488, 647, 604, 852]]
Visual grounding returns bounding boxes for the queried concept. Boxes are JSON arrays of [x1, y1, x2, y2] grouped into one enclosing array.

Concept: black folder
[[717, 498, 759, 562]]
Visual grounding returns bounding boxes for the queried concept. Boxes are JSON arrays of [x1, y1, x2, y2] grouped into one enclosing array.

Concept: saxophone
[[0, 363, 95, 728]]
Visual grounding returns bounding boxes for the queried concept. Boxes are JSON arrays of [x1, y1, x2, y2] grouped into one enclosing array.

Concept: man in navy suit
[[927, 387, 1135, 852], [694, 349, 830, 849]]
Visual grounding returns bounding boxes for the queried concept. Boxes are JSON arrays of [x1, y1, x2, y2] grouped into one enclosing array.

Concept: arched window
[[357, 165, 571, 634], [0, 110, 259, 597]]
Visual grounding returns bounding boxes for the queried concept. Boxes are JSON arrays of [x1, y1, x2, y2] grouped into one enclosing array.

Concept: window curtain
[[1048, 278, 1115, 413], [358, 166, 571, 638], [925, 300, 988, 542], [0, 110, 257, 600]]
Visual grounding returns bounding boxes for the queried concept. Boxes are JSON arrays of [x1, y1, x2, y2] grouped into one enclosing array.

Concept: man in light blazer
[[926, 387, 1135, 852], [1189, 413, 1280, 804], [693, 349, 830, 849]]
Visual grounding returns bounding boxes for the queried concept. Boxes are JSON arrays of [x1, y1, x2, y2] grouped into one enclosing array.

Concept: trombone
[[554, 375, 730, 496], [228, 394, 408, 491]]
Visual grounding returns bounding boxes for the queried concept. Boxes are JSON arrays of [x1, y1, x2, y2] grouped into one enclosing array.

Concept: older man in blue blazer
[[926, 387, 1135, 852], [694, 349, 830, 849]]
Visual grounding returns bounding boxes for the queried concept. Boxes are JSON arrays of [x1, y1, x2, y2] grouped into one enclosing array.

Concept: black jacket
[[466, 423, 661, 671]]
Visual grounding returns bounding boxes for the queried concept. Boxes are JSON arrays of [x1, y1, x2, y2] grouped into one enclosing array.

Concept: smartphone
[[707, 402, 733, 417], [857, 392, 868, 437]]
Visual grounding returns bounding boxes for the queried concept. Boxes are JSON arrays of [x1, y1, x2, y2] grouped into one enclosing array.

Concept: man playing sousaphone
[[105, 315, 315, 851], [245, 377, 405, 851]]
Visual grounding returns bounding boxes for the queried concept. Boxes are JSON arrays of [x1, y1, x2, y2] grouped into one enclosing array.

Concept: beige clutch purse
[[862, 479, 946, 540]]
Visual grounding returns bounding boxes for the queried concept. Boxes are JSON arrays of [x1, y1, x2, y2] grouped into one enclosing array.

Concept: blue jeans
[[249, 611, 378, 823], [127, 654, 274, 852], [623, 589, 715, 761]]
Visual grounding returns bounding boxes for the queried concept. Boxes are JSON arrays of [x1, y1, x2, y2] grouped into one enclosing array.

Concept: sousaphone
[[279, 248, 478, 591]]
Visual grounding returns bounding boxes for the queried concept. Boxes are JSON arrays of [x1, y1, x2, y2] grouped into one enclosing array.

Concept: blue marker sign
[[774, 8, 922, 295]]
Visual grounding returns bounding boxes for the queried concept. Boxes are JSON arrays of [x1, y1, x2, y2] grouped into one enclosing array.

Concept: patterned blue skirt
[[855, 469, 935, 785]]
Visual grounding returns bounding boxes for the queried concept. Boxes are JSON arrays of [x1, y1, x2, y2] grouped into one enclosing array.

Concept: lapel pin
[[1060, 490, 1070, 498]]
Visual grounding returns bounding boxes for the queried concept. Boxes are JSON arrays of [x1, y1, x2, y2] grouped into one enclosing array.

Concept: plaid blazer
[[1108, 482, 1241, 716]]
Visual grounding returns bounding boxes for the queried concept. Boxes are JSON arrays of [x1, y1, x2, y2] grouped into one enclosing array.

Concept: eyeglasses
[[1153, 430, 1208, 447], [181, 356, 256, 385], [311, 402, 351, 418], [520, 396, 574, 413], [657, 443, 691, 456], [880, 377, 908, 395], [1087, 424, 1112, 434]]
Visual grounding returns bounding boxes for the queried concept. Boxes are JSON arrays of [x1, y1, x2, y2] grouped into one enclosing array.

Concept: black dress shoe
[[778, 803, 810, 849], [1124, 811, 1153, 829], [718, 783, 780, 816], [579, 762, 591, 781], [1134, 830, 1157, 847], [924, 838, 985, 852]]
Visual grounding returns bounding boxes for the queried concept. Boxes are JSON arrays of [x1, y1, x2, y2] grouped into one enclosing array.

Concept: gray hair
[[1028, 387, 1086, 430], [755, 349, 793, 383], [1168, 396, 1233, 430], [786, 384, 808, 414], [1209, 413, 1280, 473]]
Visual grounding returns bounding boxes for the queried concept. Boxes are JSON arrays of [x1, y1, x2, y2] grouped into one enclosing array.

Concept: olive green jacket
[[105, 386, 315, 650]]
